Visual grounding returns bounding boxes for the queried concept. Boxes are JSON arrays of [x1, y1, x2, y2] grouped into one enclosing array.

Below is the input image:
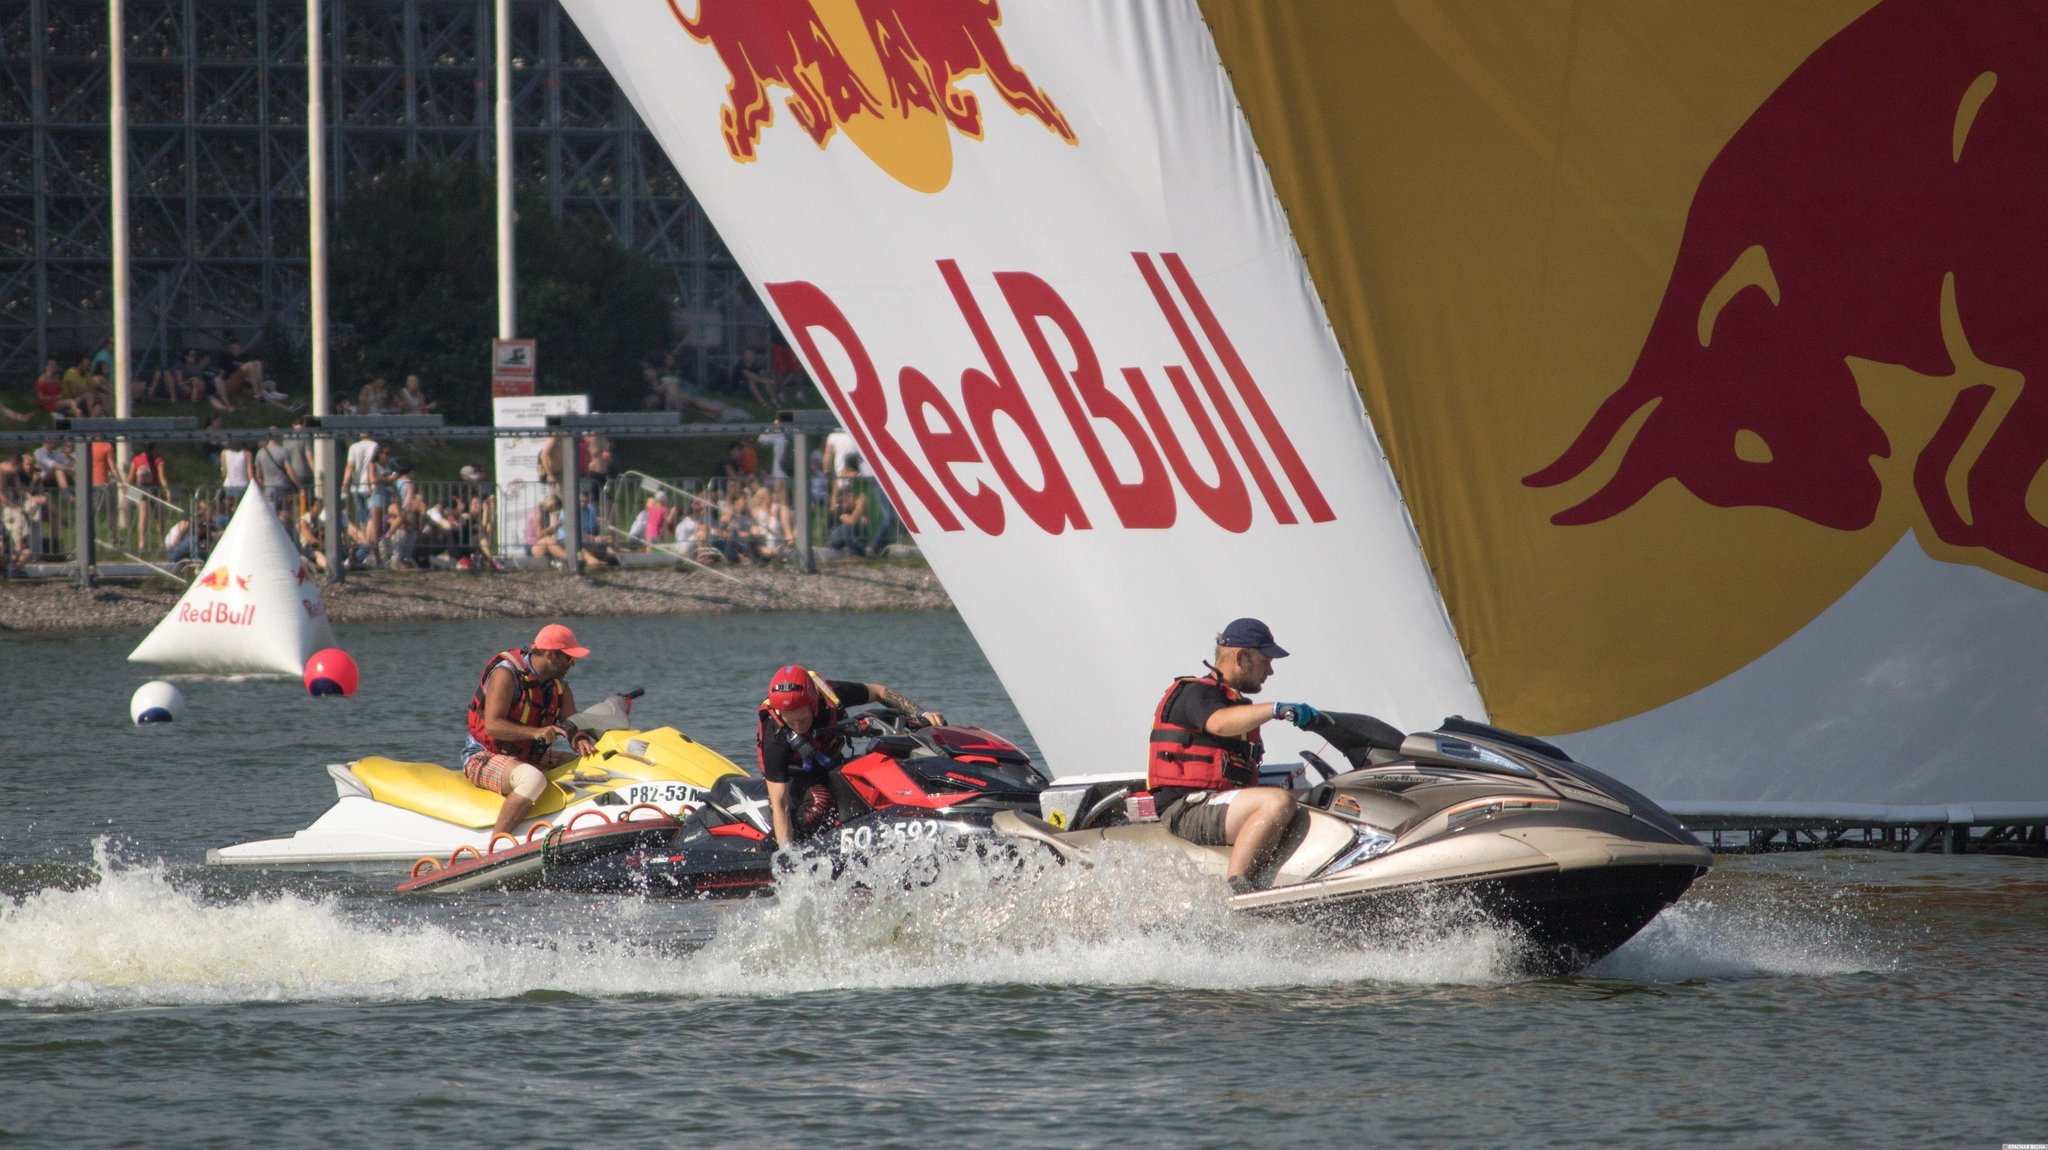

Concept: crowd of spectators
[[2, 337, 912, 576], [638, 340, 809, 419]]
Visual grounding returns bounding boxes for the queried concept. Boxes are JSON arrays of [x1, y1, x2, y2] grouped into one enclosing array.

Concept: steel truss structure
[[0, 0, 766, 382]]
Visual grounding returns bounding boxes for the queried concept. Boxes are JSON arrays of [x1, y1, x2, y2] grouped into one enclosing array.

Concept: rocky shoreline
[[0, 562, 953, 634]]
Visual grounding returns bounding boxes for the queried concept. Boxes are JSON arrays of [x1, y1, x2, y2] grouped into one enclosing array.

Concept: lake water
[[2, 612, 2043, 1148]]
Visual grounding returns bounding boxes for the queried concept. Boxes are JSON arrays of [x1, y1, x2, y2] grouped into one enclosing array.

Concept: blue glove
[[1272, 702, 1321, 729]]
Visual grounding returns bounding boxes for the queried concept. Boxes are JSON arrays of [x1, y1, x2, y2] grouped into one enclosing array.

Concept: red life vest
[[465, 648, 564, 764], [1146, 675, 1262, 792], [754, 694, 848, 776]]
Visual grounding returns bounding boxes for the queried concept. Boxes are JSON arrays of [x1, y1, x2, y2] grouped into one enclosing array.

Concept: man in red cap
[[1146, 618, 1323, 894], [460, 623, 598, 838], [755, 665, 943, 848]]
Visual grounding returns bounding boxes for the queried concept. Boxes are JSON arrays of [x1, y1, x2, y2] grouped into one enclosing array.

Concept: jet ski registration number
[[621, 783, 702, 807], [837, 820, 947, 853]]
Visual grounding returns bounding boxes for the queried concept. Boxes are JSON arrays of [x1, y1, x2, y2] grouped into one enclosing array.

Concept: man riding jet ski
[[544, 701, 1051, 897], [1002, 709, 1712, 976], [207, 688, 748, 872]]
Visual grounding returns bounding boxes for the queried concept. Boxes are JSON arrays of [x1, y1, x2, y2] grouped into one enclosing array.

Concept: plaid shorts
[[463, 748, 573, 794]]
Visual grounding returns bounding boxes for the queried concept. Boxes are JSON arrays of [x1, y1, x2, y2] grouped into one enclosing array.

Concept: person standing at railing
[[283, 419, 316, 514], [220, 440, 253, 509], [0, 489, 29, 577], [468, 493, 499, 571], [254, 433, 299, 514], [124, 443, 167, 546], [342, 433, 383, 559]]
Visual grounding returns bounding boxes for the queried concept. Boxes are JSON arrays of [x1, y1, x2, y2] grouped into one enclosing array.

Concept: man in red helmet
[[755, 665, 944, 847], [460, 623, 598, 838], [1147, 618, 1323, 895]]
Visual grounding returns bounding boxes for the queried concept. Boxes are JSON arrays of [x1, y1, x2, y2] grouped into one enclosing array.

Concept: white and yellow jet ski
[[207, 693, 748, 871]]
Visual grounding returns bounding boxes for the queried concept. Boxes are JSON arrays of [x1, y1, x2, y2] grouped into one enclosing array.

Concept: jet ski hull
[[396, 812, 684, 895], [1237, 859, 1707, 976]]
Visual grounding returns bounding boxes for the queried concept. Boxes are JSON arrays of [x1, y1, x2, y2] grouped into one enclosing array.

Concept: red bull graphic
[[768, 253, 1334, 535], [176, 601, 256, 626], [671, 0, 1075, 192], [1525, 0, 2048, 579], [194, 566, 231, 592]]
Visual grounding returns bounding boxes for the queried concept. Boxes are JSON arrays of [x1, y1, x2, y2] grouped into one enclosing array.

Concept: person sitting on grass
[[395, 373, 438, 414], [528, 493, 568, 566]]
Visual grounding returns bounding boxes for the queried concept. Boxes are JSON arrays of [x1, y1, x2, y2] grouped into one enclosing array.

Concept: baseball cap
[[459, 465, 482, 481], [532, 623, 590, 658], [1216, 617, 1288, 659]]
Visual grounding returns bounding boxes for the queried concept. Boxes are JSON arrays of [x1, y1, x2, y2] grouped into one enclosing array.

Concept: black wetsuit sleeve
[[825, 680, 874, 708]]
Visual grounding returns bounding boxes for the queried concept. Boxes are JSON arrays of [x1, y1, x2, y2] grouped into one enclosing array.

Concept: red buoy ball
[[305, 648, 360, 697]]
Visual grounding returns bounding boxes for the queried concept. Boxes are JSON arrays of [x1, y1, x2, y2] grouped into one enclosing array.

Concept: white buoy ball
[[130, 680, 185, 725]]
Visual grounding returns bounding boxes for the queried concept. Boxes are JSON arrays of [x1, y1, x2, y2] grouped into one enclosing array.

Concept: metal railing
[[0, 469, 912, 579]]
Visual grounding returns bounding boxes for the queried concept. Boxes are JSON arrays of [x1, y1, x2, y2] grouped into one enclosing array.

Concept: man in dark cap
[[1145, 618, 1323, 894]]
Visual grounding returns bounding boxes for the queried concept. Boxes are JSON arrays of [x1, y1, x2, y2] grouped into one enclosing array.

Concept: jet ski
[[998, 712, 1712, 975], [537, 712, 1050, 898], [206, 691, 749, 871]]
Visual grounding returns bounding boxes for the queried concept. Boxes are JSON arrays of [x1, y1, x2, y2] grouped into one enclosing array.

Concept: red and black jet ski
[[538, 712, 1051, 897]]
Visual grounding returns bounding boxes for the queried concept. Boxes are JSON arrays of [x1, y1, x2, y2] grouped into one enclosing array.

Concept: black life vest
[[1146, 675, 1262, 792]]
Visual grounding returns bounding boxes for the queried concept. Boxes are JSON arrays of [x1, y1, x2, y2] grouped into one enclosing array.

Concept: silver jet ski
[[998, 712, 1711, 975]]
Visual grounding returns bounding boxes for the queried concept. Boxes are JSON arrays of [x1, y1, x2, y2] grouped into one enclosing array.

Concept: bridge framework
[[0, 0, 766, 381]]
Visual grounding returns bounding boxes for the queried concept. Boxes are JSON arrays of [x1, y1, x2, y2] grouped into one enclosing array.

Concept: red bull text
[[773, 253, 1334, 536]]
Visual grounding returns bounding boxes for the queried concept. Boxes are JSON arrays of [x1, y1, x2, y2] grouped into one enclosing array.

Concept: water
[[3, 614, 2044, 1148]]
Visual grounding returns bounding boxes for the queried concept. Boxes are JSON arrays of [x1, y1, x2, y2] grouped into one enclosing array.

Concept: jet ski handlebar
[[816, 707, 933, 741]]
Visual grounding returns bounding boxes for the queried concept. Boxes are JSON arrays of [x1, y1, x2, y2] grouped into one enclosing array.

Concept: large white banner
[[562, 2, 1483, 773]]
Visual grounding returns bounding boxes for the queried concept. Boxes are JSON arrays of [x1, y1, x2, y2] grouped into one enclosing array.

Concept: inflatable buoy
[[128, 488, 336, 675], [305, 648, 359, 697], [130, 680, 185, 725]]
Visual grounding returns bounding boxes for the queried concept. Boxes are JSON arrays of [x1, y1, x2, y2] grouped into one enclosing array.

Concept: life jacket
[[1146, 675, 1262, 792], [756, 672, 847, 778], [464, 648, 564, 764]]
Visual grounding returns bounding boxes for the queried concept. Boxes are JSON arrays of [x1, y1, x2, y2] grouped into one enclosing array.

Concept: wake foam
[[684, 840, 1530, 994], [4, 843, 1888, 1006], [1591, 874, 1894, 980]]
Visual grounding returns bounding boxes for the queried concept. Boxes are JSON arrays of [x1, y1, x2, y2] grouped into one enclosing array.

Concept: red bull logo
[[194, 566, 231, 592], [770, 253, 1333, 535], [671, 0, 1075, 192], [177, 601, 256, 626], [1526, 0, 2048, 582]]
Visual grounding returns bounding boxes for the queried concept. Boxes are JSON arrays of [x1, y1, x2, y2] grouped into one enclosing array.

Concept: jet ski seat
[[350, 755, 572, 828]]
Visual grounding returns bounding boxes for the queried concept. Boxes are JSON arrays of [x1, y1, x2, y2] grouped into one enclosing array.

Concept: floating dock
[[1665, 802, 2048, 856]]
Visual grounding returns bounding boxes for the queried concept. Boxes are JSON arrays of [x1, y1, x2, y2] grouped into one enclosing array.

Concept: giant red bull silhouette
[[1525, 0, 2048, 576], [672, 0, 1075, 192]]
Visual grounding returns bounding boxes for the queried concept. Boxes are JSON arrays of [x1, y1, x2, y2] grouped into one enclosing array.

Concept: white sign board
[[492, 393, 588, 557]]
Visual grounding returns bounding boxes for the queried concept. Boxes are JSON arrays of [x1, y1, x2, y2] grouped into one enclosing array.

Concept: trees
[[330, 162, 669, 425]]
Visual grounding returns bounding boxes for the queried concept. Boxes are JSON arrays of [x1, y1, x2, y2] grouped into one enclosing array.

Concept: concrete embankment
[[0, 563, 952, 633]]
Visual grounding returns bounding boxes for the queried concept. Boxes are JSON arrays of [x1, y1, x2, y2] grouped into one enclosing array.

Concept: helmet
[[766, 664, 819, 715]]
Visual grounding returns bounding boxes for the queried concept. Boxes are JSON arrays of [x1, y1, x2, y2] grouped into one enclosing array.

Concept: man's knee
[[1223, 787, 1293, 840], [507, 763, 546, 801]]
